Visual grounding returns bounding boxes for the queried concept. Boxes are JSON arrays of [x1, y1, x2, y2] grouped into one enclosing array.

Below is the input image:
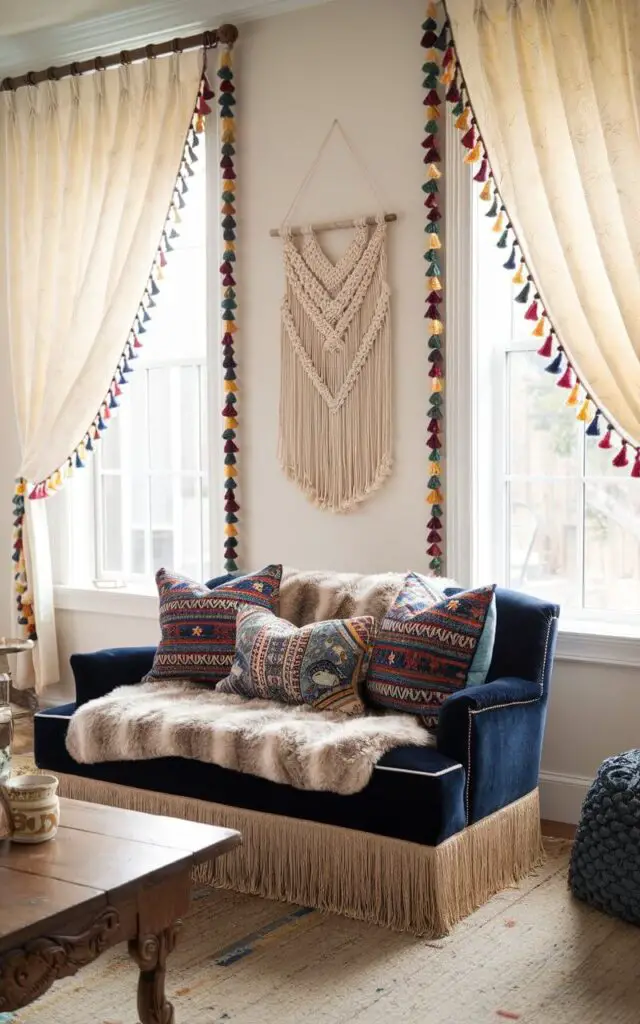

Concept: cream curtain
[[446, 0, 640, 442], [0, 51, 204, 691]]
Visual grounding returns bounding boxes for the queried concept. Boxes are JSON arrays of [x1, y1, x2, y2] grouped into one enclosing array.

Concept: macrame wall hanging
[[272, 120, 396, 513]]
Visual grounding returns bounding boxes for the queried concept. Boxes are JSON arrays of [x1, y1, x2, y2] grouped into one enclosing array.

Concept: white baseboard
[[539, 770, 592, 825]]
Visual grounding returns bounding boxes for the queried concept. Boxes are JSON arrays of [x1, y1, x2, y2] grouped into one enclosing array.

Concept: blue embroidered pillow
[[365, 575, 497, 728], [217, 604, 375, 715], [145, 565, 282, 687]]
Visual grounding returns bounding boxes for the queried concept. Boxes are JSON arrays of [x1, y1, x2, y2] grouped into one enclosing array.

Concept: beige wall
[[0, 0, 636, 821]]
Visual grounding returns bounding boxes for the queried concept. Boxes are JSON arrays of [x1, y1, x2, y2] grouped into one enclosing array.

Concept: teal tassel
[[221, 191, 236, 204], [423, 180, 439, 194], [515, 282, 531, 303], [221, 143, 236, 156], [452, 100, 465, 117], [222, 428, 236, 441], [496, 229, 509, 249], [431, 504, 443, 518], [224, 453, 237, 465], [424, 119, 439, 133], [428, 337, 442, 350], [423, 76, 439, 90], [217, 66, 233, 80], [422, 17, 438, 30], [429, 449, 441, 463], [224, 559, 238, 572], [75, 452, 84, 469], [222, 215, 237, 230], [428, 406, 443, 420], [429, 557, 442, 571], [222, 248, 236, 262], [224, 478, 237, 490], [221, 298, 237, 310], [422, 61, 440, 75], [486, 197, 498, 218], [225, 513, 239, 524], [430, 393, 443, 407], [427, 475, 441, 489]]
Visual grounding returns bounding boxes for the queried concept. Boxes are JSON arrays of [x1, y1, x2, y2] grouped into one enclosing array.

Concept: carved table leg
[[128, 922, 182, 1024]]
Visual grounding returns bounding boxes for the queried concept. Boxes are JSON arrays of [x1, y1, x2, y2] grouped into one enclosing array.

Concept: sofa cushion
[[217, 605, 375, 714], [366, 576, 497, 728], [34, 705, 466, 846], [144, 564, 282, 687]]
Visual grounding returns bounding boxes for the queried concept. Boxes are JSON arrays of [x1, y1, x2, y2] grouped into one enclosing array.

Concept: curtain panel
[[0, 51, 204, 691], [444, 0, 640, 446]]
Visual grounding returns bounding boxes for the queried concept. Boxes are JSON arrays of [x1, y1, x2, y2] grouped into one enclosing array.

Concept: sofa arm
[[71, 647, 156, 707], [437, 677, 547, 824]]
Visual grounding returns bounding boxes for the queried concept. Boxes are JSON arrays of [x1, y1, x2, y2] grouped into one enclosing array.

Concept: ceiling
[[0, 0, 332, 77]]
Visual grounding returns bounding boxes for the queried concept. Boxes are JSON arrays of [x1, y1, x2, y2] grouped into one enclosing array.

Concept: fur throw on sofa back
[[277, 568, 452, 627]]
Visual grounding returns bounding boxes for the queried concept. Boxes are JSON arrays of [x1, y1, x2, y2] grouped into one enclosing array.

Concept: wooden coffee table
[[0, 797, 241, 1021]]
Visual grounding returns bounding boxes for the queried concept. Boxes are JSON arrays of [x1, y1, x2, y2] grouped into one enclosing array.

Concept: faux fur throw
[[278, 567, 456, 627], [66, 680, 434, 795]]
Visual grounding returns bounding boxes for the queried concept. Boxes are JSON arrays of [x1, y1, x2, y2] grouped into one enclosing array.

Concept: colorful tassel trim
[[219, 45, 240, 573], [436, 11, 639, 477], [423, 1, 446, 576], [11, 57, 222, 640]]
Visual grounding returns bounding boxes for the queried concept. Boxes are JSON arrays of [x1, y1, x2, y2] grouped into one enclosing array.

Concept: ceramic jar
[[0, 773, 59, 843]]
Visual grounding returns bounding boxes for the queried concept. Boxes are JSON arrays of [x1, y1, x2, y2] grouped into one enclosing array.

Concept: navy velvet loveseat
[[34, 581, 559, 937]]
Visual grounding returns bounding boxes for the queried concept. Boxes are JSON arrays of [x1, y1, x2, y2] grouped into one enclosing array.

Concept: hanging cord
[[280, 119, 387, 231]]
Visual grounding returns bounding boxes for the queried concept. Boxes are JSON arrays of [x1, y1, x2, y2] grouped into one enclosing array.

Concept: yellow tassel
[[172, 208, 182, 225], [426, 105, 441, 121], [512, 263, 527, 285], [455, 109, 471, 132], [532, 317, 546, 338], [225, 417, 239, 430], [464, 141, 482, 165], [424, 48, 437, 62], [440, 64, 455, 86], [64, 462, 73, 478], [225, 380, 238, 393], [221, 118, 236, 136], [426, 2, 437, 17], [224, 465, 236, 479], [432, 378, 444, 393], [427, 163, 442, 181], [428, 234, 442, 251], [15, 480, 26, 495], [492, 211, 505, 233], [225, 240, 236, 252], [577, 398, 590, 422], [566, 383, 580, 407], [224, 524, 238, 537], [427, 489, 443, 505], [427, 276, 442, 291], [479, 180, 492, 202], [220, 50, 233, 68], [430, 463, 442, 476], [429, 319, 444, 335], [224, 321, 239, 334], [195, 114, 205, 134], [156, 265, 164, 281]]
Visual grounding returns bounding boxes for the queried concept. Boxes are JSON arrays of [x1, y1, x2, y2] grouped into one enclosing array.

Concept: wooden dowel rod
[[269, 213, 397, 238], [1, 24, 239, 92]]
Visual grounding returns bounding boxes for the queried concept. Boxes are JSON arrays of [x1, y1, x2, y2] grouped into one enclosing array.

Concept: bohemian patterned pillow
[[144, 565, 283, 687], [365, 574, 497, 728], [217, 604, 375, 715]]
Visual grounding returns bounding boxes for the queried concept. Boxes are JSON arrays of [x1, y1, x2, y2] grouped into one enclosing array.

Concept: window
[[473, 186, 640, 623], [52, 133, 214, 591]]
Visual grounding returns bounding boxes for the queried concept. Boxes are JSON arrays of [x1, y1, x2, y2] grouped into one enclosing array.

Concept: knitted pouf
[[569, 749, 640, 924]]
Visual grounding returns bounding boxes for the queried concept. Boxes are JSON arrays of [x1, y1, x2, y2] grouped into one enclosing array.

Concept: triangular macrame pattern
[[279, 218, 392, 512]]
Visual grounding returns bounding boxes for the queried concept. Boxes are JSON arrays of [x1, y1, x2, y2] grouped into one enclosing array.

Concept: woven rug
[[6, 838, 639, 1024]]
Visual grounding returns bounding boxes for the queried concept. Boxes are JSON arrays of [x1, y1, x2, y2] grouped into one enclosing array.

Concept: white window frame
[[444, 117, 640, 666], [53, 118, 221, 612]]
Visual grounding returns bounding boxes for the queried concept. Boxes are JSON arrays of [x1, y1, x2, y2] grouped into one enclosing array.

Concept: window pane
[[180, 366, 201, 473], [150, 476, 174, 571], [148, 367, 172, 471], [508, 351, 581, 477], [585, 482, 640, 612], [100, 413, 121, 471], [180, 476, 202, 580], [508, 480, 582, 607], [102, 475, 122, 573]]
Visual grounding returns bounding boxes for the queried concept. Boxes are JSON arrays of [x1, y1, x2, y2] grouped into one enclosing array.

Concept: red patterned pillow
[[145, 565, 282, 686]]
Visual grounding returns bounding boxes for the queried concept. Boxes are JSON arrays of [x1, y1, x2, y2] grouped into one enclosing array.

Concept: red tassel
[[220, 261, 233, 274], [222, 274, 236, 287], [473, 159, 488, 182], [421, 30, 438, 47], [103, 403, 111, 420], [599, 427, 613, 450], [427, 516, 443, 529], [225, 498, 240, 513], [427, 529, 442, 543], [428, 209, 442, 223], [427, 543, 442, 557], [423, 134, 435, 149], [197, 96, 212, 116], [460, 127, 476, 149], [557, 365, 573, 389], [426, 304, 440, 319], [537, 334, 554, 358], [427, 291, 443, 304], [442, 47, 454, 67], [425, 148, 441, 163], [425, 194, 439, 210], [426, 434, 441, 450], [424, 90, 440, 106], [612, 441, 629, 468], [427, 418, 440, 433], [445, 83, 460, 104], [133, 335, 143, 349], [219, 80, 235, 94], [158, 250, 167, 268], [631, 450, 640, 478], [524, 300, 539, 321], [224, 440, 239, 454], [428, 365, 442, 379], [221, 332, 235, 346], [222, 402, 236, 417]]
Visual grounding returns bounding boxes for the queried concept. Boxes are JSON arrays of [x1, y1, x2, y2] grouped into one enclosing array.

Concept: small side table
[[0, 638, 34, 781]]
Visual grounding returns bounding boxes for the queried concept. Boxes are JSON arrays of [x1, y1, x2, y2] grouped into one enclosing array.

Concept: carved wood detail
[[0, 907, 120, 1011], [128, 922, 182, 1024]]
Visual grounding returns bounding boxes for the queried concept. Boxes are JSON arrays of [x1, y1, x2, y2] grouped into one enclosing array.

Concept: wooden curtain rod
[[1, 23, 239, 92], [270, 213, 397, 238]]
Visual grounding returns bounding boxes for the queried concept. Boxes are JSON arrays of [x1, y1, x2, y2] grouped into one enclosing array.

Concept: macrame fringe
[[423, 2, 446, 575], [12, 59, 221, 641], [435, 3, 638, 473], [218, 45, 240, 572], [52, 771, 543, 937]]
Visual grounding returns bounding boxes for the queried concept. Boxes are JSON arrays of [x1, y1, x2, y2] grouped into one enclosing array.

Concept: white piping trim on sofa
[[375, 763, 463, 778]]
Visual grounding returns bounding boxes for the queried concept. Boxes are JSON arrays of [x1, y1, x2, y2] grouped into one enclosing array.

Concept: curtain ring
[[145, 44, 156, 60], [26, 72, 38, 87], [70, 62, 82, 77], [120, 50, 131, 66], [1, 77, 14, 92], [94, 55, 105, 72], [172, 38, 183, 54], [46, 67, 58, 81]]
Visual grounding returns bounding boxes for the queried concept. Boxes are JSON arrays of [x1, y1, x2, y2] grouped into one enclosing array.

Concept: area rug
[[7, 839, 640, 1024]]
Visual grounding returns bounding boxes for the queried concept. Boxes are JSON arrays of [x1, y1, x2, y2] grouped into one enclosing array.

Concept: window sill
[[53, 586, 640, 668], [53, 585, 158, 620]]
